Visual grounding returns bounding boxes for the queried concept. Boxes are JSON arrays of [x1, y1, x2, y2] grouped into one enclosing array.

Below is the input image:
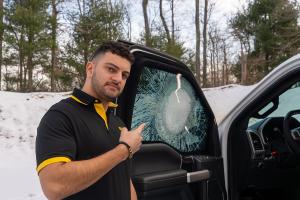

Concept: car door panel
[[131, 143, 182, 175], [193, 156, 226, 200], [132, 143, 189, 199], [134, 169, 187, 192], [117, 42, 226, 200]]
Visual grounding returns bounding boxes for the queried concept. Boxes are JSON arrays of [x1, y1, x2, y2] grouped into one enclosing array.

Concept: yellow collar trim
[[108, 102, 118, 108], [94, 103, 109, 129], [71, 95, 117, 129], [71, 95, 118, 108], [71, 95, 88, 105]]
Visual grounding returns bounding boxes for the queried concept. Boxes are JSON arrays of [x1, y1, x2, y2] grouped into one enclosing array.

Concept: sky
[[127, 0, 248, 49], [56, 0, 249, 55]]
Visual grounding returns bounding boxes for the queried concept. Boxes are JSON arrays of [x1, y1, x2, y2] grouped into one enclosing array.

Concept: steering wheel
[[283, 110, 300, 154]]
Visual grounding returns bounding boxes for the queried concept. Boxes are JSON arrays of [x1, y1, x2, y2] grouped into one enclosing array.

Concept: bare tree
[[142, 0, 151, 46], [208, 31, 215, 86], [0, 0, 3, 90], [240, 41, 248, 84], [124, 3, 132, 41], [74, 0, 89, 66], [202, 0, 208, 87], [215, 35, 220, 86], [159, 0, 171, 45], [170, 0, 175, 43], [50, 0, 59, 92], [221, 38, 229, 85], [232, 28, 249, 84], [195, 0, 201, 85], [208, 26, 224, 87]]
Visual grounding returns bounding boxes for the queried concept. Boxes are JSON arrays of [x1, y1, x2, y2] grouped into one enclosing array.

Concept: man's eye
[[122, 74, 129, 80], [108, 67, 115, 72]]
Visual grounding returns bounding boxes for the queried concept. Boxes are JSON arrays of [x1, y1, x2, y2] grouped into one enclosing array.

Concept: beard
[[91, 73, 122, 102]]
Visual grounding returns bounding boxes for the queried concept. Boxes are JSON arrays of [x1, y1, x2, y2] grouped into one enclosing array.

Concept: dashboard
[[246, 117, 300, 161]]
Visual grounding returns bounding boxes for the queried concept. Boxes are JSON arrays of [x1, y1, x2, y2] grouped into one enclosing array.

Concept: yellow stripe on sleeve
[[37, 157, 71, 173]]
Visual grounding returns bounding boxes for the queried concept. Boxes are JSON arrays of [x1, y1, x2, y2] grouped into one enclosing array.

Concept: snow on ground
[[0, 84, 254, 200], [0, 92, 69, 200]]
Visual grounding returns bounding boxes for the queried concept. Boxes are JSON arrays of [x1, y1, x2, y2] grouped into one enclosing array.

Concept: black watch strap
[[119, 141, 133, 159]]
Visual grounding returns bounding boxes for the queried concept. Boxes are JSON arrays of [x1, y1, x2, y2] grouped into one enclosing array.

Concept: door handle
[[187, 169, 210, 183]]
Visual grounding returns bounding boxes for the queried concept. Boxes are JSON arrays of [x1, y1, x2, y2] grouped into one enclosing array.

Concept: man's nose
[[111, 72, 122, 83]]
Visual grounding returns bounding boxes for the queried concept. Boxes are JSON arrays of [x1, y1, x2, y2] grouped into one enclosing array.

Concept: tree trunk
[[24, 65, 27, 91], [212, 48, 216, 87], [125, 5, 132, 41], [195, 0, 201, 85], [27, 32, 34, 92], [0, 0, 3, 91], [209, 32, 216, 86], [19, 51, 24, 91], [210, 51, 213, 86], [142, 0, 151, 46], [170, 0, 175, 43], [19, 32, 25, 92], [77, 0, 83, 16], [83, 0, 86, 15], [50, 0, 58, 92], [216, 43, 219, 86], [240, 41, 248, 84], [264, 53, 269, 75], [27, 57, 33, 92], [83, 34, 89, 84], [202, 0, 208, 87], [222, 39, 228, 85], [159, 0, 171, 44], [128, 16, 132, 41]]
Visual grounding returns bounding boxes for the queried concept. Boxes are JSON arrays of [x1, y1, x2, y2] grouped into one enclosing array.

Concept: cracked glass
[[131, 67, 208, 153]]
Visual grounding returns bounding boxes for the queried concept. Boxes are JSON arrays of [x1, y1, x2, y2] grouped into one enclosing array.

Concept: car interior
[[228, 74, 300, 200]]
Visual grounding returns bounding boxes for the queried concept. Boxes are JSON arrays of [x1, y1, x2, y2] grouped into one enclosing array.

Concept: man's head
[[83, 41, 134, 103]]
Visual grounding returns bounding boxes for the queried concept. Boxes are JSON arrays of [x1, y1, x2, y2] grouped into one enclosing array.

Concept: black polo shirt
[[36, 88, 131, 200]]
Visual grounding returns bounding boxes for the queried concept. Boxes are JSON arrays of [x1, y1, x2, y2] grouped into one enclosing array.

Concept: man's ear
[[86, 62, 94, 78]]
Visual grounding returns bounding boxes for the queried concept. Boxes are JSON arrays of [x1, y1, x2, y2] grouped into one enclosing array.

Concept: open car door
[[116, 42, 226, 200]]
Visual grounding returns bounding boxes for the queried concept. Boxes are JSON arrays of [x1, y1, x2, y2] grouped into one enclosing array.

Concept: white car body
[[218, 54, 300, 195]]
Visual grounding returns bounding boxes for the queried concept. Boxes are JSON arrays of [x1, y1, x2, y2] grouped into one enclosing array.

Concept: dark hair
[[89, 41, 134, 64]]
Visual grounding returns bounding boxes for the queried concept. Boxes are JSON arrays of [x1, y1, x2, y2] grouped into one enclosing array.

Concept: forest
[[0, 0, 300, 92]]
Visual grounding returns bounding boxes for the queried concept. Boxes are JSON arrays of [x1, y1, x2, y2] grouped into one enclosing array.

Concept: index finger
[[135, 123, 145, 134]]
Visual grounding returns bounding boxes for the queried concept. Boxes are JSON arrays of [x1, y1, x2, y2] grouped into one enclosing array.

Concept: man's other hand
[[119, 123, 145, 154]]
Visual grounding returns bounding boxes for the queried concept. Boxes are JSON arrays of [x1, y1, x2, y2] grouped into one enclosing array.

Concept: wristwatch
[[119, 141, 133, 159]]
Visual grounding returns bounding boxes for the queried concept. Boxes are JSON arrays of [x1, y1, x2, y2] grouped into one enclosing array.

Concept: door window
[[131, 67, 209, 153]]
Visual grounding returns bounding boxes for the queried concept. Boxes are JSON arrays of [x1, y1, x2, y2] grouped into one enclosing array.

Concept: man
[[36, 41, 144, 200]]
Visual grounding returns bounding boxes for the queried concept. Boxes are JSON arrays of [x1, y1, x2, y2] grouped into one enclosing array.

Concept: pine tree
[[5, 0, 50, 91], [63, 0, 126, 87], [231, 0, 300, 83]]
